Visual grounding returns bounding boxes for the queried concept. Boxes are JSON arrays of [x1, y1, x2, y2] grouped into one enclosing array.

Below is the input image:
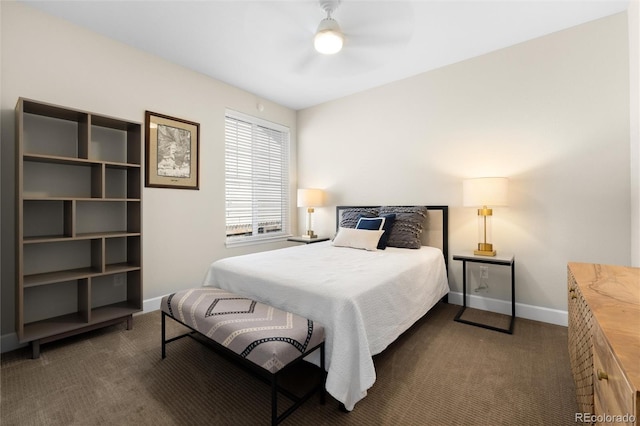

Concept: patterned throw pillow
[[378, 206, 428, 249], [339, 208, 379, 229]]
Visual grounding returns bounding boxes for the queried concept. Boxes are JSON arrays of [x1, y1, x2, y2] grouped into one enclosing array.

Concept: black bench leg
[[271, 374, 278, 425], [161, 311, 166, 359], [320, 342, 326, 405]]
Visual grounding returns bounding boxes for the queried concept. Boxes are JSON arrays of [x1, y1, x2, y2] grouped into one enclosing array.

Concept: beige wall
[[0, 2, 298, 337], [297, 13, 631, 318]]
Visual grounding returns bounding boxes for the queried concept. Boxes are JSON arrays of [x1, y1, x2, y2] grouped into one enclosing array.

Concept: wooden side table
[[453, 251, 515, 334]]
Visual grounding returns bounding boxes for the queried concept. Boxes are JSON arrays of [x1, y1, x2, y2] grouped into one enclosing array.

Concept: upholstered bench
[[161, 287, 326, 425]]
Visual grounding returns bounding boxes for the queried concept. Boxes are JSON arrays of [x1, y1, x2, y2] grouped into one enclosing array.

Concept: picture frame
[[145, 111, 200, 190]]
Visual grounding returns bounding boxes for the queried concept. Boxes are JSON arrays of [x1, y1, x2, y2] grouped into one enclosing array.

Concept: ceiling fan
[[314, 0, 344, 55], [245, 0, 414, 76]]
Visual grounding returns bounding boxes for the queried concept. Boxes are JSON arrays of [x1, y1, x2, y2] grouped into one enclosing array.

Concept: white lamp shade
[[314, 18, 344, 54], [463, 177, 508, 207], [297, 188, 325, 207]]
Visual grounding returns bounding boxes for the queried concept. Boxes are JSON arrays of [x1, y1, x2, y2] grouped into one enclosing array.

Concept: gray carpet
[[1, 303, 579, 425]]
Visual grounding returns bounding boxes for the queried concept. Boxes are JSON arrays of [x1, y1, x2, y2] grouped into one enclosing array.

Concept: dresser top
[[568, 262, 640, 391]]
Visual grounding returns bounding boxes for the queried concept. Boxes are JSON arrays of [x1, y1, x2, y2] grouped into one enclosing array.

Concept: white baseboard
[[447, 291, 568, 327], [141, 295, 164, 313], [1, 292, 568, 353]]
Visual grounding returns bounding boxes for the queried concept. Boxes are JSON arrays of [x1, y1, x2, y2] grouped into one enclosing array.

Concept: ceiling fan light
[[314, 18, 344, 54]]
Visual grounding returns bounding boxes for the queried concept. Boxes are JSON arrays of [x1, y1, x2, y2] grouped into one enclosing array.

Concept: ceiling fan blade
[[338, 2, 414, 50], [292, 51, 323, 75]]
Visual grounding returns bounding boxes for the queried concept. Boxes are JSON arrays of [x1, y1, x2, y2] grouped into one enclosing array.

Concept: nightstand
[[287, 237, 330, 244], [453, 251, 515, 334]]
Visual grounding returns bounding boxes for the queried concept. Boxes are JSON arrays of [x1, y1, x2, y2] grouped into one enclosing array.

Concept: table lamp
[[463, 177, 508, 256], [297, 188, 325, 239]]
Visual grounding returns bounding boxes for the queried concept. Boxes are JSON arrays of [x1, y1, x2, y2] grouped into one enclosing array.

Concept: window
[[224, 110, 290, 245]]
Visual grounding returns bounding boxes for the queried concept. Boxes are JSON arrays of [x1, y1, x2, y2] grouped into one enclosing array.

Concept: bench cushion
[[161, 287, 325, 373]]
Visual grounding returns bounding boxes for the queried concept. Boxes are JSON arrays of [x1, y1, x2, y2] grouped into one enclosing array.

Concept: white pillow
[[332, 227, 384, 251]]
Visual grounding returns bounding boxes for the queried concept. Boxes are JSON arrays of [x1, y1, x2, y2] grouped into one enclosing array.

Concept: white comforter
[[202, 241, 449, 410]]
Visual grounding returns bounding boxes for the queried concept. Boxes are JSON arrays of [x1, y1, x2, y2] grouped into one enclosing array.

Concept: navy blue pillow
[[377, 213, 396, 249], [356, 216, 385, 230], [356, 214, 396, 249]]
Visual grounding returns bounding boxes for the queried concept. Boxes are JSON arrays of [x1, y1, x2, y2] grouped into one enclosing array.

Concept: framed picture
[[145, 111, 200, 189]]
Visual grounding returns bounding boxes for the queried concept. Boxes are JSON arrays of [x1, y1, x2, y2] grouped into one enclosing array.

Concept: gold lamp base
[[474, 243, 496, 256], [474, 207, 497, 256], [302, 207, 317, 239], [302, 230, 318, 239]]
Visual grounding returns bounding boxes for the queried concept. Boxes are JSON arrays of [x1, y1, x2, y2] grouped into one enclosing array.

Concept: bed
[[203, 205, 449, 411]]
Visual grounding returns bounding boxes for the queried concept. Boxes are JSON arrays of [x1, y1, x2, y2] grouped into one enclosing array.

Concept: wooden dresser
[[568, 263, 640, 425]]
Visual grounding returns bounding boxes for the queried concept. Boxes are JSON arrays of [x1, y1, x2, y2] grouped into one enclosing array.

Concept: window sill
[[225, 234, 293, 248]]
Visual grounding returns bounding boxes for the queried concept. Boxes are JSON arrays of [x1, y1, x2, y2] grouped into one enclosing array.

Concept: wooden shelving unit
[[15, 98, 143, 358]]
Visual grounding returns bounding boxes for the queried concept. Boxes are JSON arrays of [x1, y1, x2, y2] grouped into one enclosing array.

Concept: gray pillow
[[339, 208, 379, 229], [378, 206, 428, 249]]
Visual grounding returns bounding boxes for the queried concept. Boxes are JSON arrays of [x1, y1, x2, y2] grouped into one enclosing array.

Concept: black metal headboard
[[335, 205, 449, 270]]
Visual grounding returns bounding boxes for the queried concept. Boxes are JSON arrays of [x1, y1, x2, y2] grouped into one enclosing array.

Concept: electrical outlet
[[113, 274, 126, 287], [480, 266, 489, 279], [475, 266, 489, 292]]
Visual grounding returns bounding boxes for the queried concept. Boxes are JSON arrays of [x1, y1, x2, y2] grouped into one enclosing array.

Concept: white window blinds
[[224, 110, 290, 245]]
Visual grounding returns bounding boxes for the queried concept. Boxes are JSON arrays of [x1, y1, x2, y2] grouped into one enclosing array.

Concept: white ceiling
[[22, 0, 630, 110]]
